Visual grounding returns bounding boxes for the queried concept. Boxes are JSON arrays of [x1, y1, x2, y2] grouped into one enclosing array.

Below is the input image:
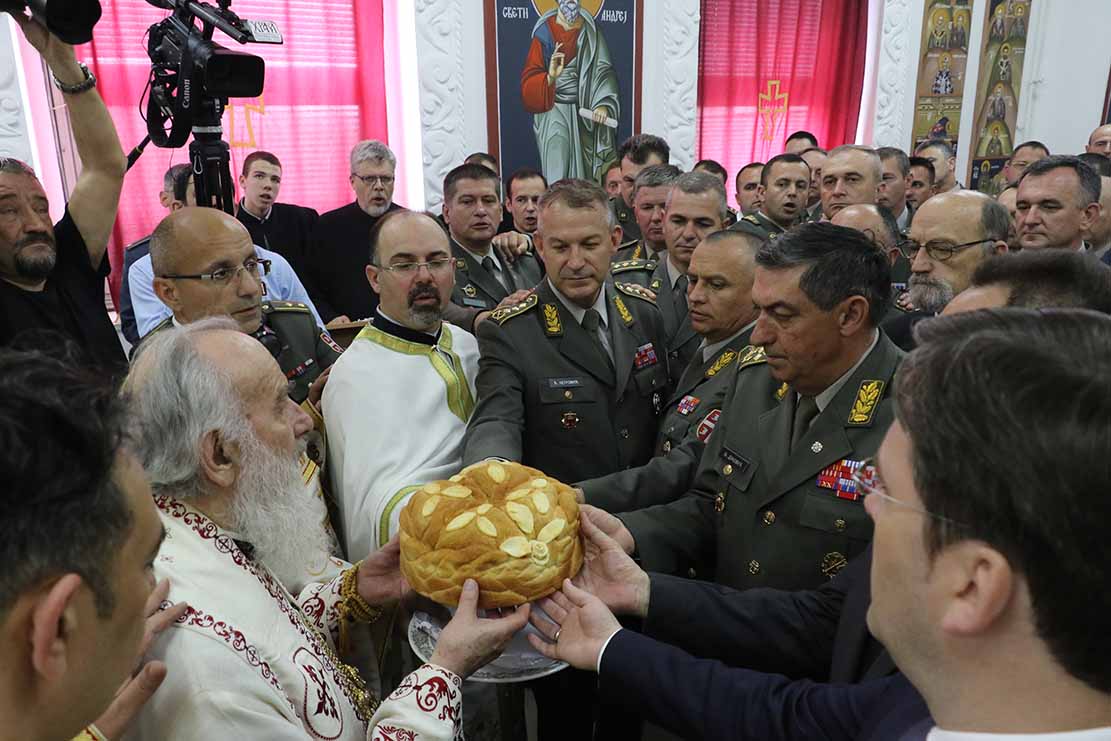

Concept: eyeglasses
[[380, 257, 455, 276], [352, 173, 395, 187], [161, 258, 272, 284], [851, 457, 966, 527], [899, 238, 992, 262]]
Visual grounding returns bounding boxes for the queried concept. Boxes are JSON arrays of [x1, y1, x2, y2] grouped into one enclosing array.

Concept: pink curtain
[[698, 0, 868, 206], [76, 0, 388, 304]]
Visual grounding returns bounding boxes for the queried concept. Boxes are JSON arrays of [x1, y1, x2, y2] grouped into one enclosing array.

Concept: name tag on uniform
[[462, 297, 487, 308], [720, 444, 750, 473], [816, 459, 865, 501], [547, 377, 583, 389]]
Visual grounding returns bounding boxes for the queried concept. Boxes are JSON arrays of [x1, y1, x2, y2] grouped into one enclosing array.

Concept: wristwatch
[[52, 61, 97, 95]]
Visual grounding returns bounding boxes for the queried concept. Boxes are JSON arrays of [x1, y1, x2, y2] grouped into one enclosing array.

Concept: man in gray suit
[[612, 223, 903, 589], [648, 171, 729, 385]]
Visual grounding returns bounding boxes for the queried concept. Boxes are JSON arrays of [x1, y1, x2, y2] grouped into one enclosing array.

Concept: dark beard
[[407, 285, 443, 329], [13, 234, 57, 280]]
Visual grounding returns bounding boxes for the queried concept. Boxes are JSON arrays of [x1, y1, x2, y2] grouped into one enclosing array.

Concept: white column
[[640, 0, 701, 169]]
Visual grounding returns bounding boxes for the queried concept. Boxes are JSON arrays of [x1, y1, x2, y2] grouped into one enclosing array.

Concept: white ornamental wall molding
[[415, 0, 467, 211], [873, 0, 914, 148]]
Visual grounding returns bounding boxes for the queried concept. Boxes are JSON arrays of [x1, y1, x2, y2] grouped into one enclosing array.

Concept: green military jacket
[[729, 210, 789, 242], [649, 260, 700, 387], [462, 279, 671, 484], [621, 332, 904, 591], [610, 257, 658, 288], [140, 300, 342, 405], [449, 237, 544, 312], [610, 195, 641, 242], [578, 327, 759, 514]]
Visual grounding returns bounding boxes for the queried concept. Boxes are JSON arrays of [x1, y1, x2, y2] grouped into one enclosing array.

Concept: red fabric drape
[[76, 0, 388, 305], [697, 0, 868, 205]]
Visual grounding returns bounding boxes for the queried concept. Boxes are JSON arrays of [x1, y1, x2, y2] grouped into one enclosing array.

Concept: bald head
[[1087, 123, 1111, 157], [687, 229, 761, 342], [367, 208, 455, 332], [150, 207, 253, 276], [832, 204, 899, 251]]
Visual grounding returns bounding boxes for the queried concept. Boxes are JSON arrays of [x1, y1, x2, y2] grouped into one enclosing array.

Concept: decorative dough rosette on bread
[[399, 461, 584, 608]]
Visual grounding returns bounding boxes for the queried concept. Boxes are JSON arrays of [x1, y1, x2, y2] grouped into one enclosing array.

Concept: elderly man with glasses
[[882, 191, 1010, 350]]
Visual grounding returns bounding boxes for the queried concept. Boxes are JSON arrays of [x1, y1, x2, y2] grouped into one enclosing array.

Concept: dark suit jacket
[[643, 546, 894, 684], [462, 279, 670, 483], [881, 309, 933, 352], [304, 201, 401, 322], [599, 628, 930, 741]]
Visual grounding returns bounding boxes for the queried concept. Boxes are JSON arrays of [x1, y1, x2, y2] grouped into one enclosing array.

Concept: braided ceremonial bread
[[399, 461, 584, 609]]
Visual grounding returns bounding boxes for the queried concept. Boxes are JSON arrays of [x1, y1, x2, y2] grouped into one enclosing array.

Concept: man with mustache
[[0, 11, 127, 373], [146, 207, 341, 412], [126, 318, 526, 740], [442, 164, 543, 333], [882, 191, 1010, 350], [322, 209, 481, 560]]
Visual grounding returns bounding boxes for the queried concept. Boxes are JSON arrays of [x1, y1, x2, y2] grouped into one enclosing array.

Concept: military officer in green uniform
[[730, 153, 812, 242], [463, 179, 671, 486], [609, 133, 671, 244], [440, 164, 543, 329], [613, 163, 680, 263], [651, 171, 730, 386], [144, 207, 341, 415], [579, 229, 764, 514], [615, 223, 903, 591]]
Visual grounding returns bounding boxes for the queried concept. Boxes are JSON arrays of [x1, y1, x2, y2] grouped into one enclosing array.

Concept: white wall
[[874, 0, 1111, 178]]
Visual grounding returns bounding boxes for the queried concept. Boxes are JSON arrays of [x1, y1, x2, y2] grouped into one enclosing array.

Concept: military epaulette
[[617, 238, 639, 250], [741, 214, 762, 226], [847, 380, 886, 426], [263, 300, 312, 314], [611, 258, 657, 274], [615, 281, 656, 303], [735, 344, 767, 370], [491, 293, 539, 324]]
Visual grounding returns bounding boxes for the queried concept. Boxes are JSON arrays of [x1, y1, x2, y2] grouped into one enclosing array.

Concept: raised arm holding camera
[[0, 7, 128, 373]]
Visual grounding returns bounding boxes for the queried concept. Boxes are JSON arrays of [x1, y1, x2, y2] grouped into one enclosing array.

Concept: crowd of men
[[3, 11, 1111, 741]]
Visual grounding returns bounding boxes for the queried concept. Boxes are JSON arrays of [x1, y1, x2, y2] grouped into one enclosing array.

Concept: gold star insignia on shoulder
[[736, 345, 767, 370], [615, 281, 656, 304]]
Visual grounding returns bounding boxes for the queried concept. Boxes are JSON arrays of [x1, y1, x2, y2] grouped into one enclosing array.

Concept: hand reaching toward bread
[[573, 511, 651, 618], [527, 580, 621, 672], [429, 579, 530, 678], [579, 505, 636, 555]]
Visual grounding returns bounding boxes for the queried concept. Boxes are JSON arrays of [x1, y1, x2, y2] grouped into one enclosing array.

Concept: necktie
[[582, 309, 614, 373], [791, 394, 819, 451], [482, 255, 512, 294], [673, 274, 689, 318]]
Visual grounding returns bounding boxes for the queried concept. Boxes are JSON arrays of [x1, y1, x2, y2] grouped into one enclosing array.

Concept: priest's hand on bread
[[357, 534, 410, 606], [399, 461, 584, 608], [429, 579, 530, 678]]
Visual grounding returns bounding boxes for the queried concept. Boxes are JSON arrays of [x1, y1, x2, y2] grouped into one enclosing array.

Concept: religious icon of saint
[[986, 125, 1004, 157], [932, 54, 954, 95], [997, 44, 1012, 83], [520, 0, 620, 182], [988, 84, 1007, 122], [950, 13, 968, 49], [989, 7, 1006, 42], [928, 12, 950, 49], [1010, 4, 1027, 39]]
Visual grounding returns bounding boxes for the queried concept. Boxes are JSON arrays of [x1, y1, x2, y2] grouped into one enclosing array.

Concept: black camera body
[[143, 0, 280, 213], [0, 0, 102, 45]]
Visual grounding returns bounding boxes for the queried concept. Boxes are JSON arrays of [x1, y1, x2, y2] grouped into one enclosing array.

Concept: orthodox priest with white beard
[[521, 0, 620, 182], [124, 319, 528, 741]]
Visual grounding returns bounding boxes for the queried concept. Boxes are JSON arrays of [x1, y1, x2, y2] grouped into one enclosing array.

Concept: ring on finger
[[554, 628, 562, 642]]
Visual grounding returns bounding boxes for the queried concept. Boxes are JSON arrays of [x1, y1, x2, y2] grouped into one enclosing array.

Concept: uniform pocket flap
[[633, 364, 669, 396], [799, 493, 873, 539]]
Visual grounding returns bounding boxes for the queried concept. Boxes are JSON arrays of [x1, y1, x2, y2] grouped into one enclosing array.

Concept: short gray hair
[[667, 170, 729, 222], [539, 179, 616, 228], [828, 145, 882, 183], [350, 139, 396, 173], [632, 164, 681, 202], [127, 318, 250, 500]]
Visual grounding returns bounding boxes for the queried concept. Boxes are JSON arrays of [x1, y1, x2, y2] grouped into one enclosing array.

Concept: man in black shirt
[[0, 11, 128, 374], [304, 140, 401, 324], [234, 150, 319, 280]]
